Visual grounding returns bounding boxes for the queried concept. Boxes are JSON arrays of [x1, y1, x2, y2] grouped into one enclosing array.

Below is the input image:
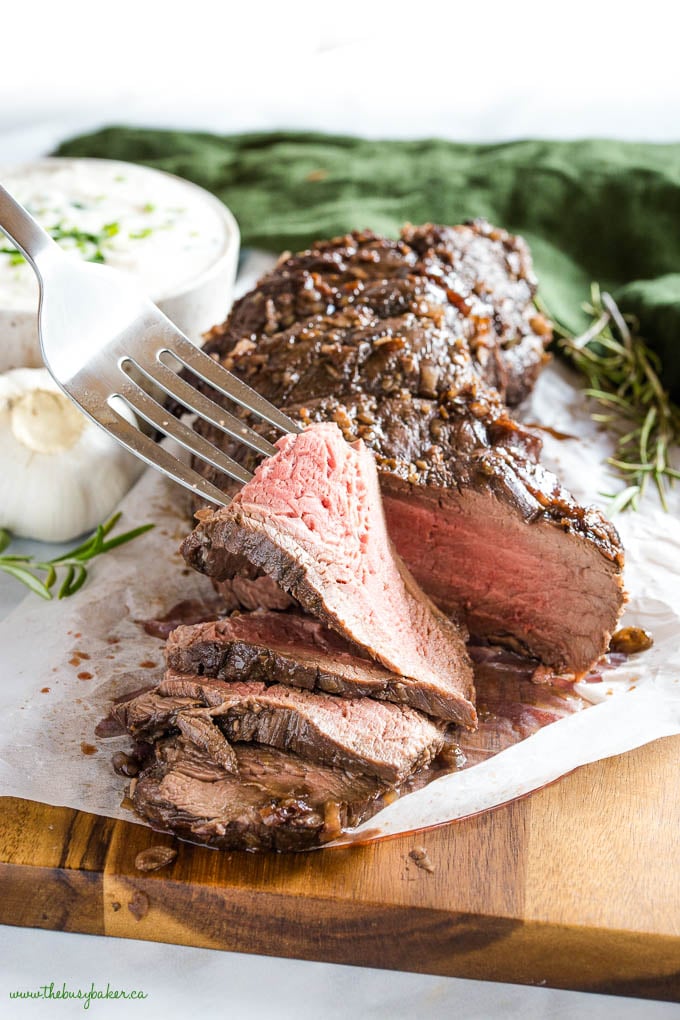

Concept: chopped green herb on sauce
[[0, 162, 226, 308]]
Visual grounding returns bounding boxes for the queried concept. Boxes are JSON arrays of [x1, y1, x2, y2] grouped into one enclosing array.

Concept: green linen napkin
[[55, 129, 680, 398]]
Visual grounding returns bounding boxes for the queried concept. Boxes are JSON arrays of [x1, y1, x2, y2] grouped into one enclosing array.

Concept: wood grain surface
[[1, 734, 679, 1002]]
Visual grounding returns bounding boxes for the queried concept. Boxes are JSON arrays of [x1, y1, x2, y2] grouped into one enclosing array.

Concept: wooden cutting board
[[1, 734, 679, 1002]]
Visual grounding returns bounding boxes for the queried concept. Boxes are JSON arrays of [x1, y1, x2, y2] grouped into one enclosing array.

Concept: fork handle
[[0, 182, 63, 279]]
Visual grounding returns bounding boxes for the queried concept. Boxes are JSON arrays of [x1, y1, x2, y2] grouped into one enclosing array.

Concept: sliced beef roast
[[117, 674, 445, 783], [293, 392, 626, 673], [108, 221, 624, 853], [187, 375, 625, 673], [183, 222, 624, 672], [182, 423, 477, 727], [133, 736, 388, 851], [166, 611, 468, 720]]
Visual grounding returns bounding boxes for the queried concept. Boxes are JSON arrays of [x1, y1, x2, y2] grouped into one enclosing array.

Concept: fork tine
[[102, 411, 233, 507], [126, 354, 278, 458], [115, 378, 253, 486], [162, 335, 302, 436]]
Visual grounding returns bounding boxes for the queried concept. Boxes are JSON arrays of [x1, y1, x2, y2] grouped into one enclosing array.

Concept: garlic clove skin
[[0, 367, 145, 542]]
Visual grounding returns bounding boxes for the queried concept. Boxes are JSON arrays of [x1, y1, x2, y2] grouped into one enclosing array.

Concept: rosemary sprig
[[0, 513, 154, 601], [551, 284, 680, 512]]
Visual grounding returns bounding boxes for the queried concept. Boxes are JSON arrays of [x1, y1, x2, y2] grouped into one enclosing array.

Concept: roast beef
[[112, 685, 239, 771], [293, 392, 625, 673], [132, 736, 389, 851], [166, 611, 469, 719], [116, 674, 445, 783], [110, 219, 622, 853], [204, 221, 550, 407], [182, 422, 477, 727], [124, 646, 587, 852], [120, 642, 589, 851], [188, 382, 625, 673], [185, 222, 624, 671]]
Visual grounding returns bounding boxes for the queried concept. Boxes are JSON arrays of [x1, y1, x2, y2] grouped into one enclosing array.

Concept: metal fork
[[0, 183, 300, 506]]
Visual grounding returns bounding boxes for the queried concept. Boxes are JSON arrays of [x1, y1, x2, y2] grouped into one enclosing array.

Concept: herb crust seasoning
[[207, 221, 550, 408], [0, 160, 225, 309]]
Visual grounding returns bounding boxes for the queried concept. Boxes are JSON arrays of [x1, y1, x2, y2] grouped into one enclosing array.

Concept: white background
[[1, 1, 680, 1016], [2, 0, 680, 155]]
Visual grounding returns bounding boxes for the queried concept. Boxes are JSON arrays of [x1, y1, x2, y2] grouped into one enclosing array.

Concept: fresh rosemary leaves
[[0, 513, 154, 600], [555, 284, 680, 513]]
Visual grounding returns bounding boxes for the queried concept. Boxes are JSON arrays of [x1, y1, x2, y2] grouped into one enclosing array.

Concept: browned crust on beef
[[203, 220, 550, 408]]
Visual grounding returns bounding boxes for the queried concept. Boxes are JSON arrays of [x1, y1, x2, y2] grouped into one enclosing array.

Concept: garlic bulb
[[0, 367, 144, 541]]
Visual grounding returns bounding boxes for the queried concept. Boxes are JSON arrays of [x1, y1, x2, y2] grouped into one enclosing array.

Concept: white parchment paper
[[0, 361, 678, 845]]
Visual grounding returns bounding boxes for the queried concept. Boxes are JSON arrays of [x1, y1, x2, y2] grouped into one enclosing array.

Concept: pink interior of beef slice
[[295, 392, 626, 675], [182, 422, 476, 728], [120, 673, 445, 784], [165, 611, 466, 720], [382, 481, 625, 674]]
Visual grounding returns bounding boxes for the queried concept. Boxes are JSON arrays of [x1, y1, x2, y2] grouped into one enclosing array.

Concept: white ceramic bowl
[[0, 157, 240, 372]]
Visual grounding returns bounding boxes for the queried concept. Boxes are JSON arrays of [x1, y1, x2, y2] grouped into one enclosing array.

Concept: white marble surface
[[1, 2, 679, 1014], [2, 926, 679, 1020]]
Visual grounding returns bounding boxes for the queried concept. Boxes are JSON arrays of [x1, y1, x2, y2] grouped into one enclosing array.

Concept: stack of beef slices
[[117, 425, 476, 851], [115, 222, 626, 851]]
